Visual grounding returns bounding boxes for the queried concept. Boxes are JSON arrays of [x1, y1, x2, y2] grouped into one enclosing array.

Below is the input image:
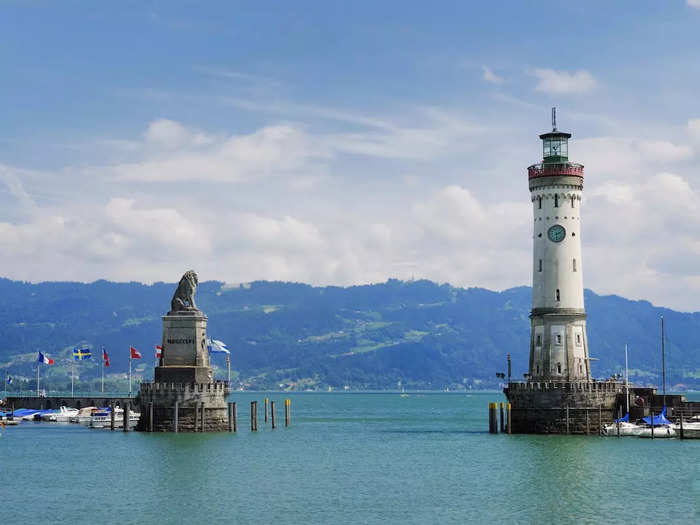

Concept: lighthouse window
[[556, 289, 560, 301], [556, 334, 562, 345], [538, 259, 542, 272], [576, 334, 581, 345], [571, 196, 575, 208], [573, 258, 577, 272], [554, 194, 559, 208], [538, 197, 542, 209], [536, 335, 542, 346], [557, 363, 562, 374]]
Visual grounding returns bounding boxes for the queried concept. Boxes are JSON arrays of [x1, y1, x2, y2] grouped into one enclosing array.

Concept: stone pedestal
[[504, 380, 622, 434], [136, 308, 231, 432]]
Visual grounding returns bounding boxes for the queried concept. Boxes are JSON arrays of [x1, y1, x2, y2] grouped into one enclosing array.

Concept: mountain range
[[0, 277, 697, 391]]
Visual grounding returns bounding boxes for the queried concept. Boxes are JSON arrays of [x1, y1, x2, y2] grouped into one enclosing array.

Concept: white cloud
[[688, 0, 700, 9], [687, 118, 700, 144], [531, 68, 598, 94], [482, 66, 504, 85]]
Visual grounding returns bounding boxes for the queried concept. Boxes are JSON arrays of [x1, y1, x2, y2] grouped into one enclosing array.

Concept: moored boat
[[70, 406, 98, 424], [89, 407, 141, 429]]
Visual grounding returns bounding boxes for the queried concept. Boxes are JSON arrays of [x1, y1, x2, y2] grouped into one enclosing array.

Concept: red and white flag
[[130, 346, 142, 359], [155, 345, 162, 359], [103, 348, 110, 367]]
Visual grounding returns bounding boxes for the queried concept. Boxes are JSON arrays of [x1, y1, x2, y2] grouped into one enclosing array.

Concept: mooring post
[[271, 400, 276, 429], [123, 402, 130, 433], [488, 402, 497, 434], [251, 401, 258, 431], [566, 405, 570, 435], [173, 401, 179, 433], [148, 402, 154, 433], [679, 409, 684, 440], [598, 405, 602, 434], [285, 398, 291, 427], [499, 402, 504, 433], [585, 408, 590, 435], [650, 409, 654, 439], [10, 403, 14, 421], [227, 402, 233, 432], [232, 402, 237, 432], [110, 403, 116, 431], [506, 403, 512, 434], [200, 402, 206, 432], [194, 401, 200, 432], [264, 397, 269, 423]]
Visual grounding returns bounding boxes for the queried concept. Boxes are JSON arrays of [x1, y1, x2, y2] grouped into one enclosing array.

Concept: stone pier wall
[[136, 381, 230, 432]]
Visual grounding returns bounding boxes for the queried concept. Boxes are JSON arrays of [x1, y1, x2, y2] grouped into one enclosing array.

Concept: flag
[[130, 346, 142, 359], [73, 347, 92, 361], [155, 345, 162, 359], [38, 352, 54, 365], [207, 338, 230, 354], [102, 348, 110, 367], [6, 376, 12, 384]]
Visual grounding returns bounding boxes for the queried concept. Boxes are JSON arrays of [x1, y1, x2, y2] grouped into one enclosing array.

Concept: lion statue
[[170, 270, 199, 312]]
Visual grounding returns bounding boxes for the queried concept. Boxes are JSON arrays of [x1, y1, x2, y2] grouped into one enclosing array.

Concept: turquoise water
[[2, 392, 698, 524]]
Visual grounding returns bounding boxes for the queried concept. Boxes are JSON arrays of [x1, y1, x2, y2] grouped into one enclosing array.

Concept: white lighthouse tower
[[528, 109, 590, 382]]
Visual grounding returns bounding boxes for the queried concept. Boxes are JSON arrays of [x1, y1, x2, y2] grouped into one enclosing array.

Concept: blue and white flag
[[6, 375, 12, 384], [207, 338, 230, 354]]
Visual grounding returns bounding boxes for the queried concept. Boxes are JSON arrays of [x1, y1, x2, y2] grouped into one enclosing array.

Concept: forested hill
[[0, 278, 698, 391]]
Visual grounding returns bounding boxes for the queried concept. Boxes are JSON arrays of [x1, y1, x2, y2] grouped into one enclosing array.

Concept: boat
[[638, 408, 675, 438], [43, 406, 79, 422], [69, 406, 98, 424], [89, 407, 141, 429], [601, 414, 644, 436]]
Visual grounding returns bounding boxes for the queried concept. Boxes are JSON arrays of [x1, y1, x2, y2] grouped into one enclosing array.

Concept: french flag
[[38, 352, 54, 365], [130, 346, 142, 359], [155, 345, 162, 359]]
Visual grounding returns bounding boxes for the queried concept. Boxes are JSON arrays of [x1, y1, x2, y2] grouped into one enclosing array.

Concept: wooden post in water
[[585, 408, 590, 435], [148, 402, 154, 432], [200, 402, 206, 432], [506, 403, 512, 434], [285, 398, 291, 427], [110, 403, 116, 431], [679, 409, 684, 440], [251, 401, 258, 431], [499, 402, 504, 433], [194, 401, 200, 432], [566, 405, 570, 434], [232, 402, 237, 433], [488, 402, 498, 434], [264, 397, 269, 423], [598, 405, 602, 434], [271, 400, 276, 429], [173, 401, 179, 433], [227, 402, 233, 432], [123, 402, 130, 433], [650, 409, 654, 439]]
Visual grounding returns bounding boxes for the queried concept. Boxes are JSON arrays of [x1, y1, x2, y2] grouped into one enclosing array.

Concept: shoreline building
[[504, 110, 622, 433]]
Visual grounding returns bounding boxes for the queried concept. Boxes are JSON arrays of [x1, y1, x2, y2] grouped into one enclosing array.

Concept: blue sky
[[2, 1, 700, 310]]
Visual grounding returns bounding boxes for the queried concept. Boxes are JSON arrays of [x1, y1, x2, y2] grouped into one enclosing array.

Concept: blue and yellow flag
[[73, 347, 92, 361]]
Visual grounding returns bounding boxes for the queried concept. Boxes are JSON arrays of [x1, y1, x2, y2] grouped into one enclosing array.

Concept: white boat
[[638, 424, 676, 438], [601, 420, 644, 436], [89, 407, 141, 429], [43, 406, 79, 422], [69, 406, 98, 424], [673, 420, 700, 438]]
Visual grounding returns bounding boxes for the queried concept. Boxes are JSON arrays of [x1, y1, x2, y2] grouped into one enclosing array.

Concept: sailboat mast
[[625, 344, 629, 414], [661, 315, 666, 407]]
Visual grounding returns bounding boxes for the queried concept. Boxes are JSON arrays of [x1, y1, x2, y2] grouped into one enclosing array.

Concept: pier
[[3, 394, 134, 411]]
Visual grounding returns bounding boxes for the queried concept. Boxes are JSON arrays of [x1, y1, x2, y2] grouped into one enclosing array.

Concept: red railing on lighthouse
[[528, 162, 584, 180]]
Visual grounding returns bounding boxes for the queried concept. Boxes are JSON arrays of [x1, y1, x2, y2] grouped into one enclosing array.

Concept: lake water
[[2, 392, 698, 524]]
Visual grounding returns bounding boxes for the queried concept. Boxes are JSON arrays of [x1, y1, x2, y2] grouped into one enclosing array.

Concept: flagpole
[[4, 369, 7, 398], [129, 350, 132, 397], [37, 363, 40, 397], [101, 347, 105, 394], [71, 359, 74, 398], [226, 355, 231, 384]]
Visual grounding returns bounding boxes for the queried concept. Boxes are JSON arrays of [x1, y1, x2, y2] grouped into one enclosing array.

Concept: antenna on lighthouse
[[552, 107, 557, 131]]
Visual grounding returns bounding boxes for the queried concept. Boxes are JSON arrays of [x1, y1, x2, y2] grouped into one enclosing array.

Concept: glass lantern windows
[[543, 137, 568, 159]]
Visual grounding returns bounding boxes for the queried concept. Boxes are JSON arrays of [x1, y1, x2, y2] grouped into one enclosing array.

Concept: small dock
[[3, 395, 134, 411]]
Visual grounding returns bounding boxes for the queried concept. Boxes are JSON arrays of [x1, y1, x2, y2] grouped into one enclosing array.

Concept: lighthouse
[[528, 108, 590, 382]]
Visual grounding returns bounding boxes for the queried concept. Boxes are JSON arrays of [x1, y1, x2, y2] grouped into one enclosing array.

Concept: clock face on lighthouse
[[548, 224, 566, 242]]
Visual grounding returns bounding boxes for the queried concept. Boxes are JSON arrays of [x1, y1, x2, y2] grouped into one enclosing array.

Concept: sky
[[2, 1, 700, 311]]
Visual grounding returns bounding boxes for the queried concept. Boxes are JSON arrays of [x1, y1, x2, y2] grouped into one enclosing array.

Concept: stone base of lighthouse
[[504, 381, 623, 434]]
